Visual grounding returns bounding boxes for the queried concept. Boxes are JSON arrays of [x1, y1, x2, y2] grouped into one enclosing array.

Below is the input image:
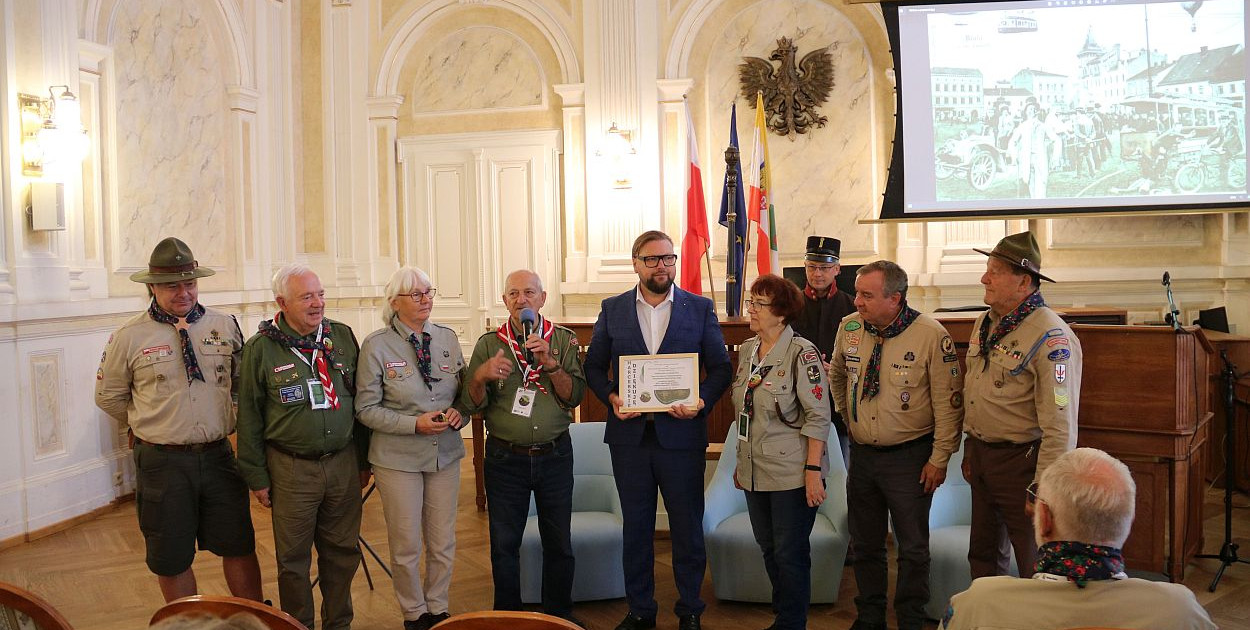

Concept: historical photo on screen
[[921, 0, 1245, 204]]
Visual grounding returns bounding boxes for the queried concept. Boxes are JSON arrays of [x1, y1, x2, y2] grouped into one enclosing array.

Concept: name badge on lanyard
[[512, 388, 536, 418], [307, 379, 330, 410]]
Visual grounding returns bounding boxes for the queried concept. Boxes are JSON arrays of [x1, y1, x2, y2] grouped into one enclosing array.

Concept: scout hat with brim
[[129, 237, 216, 283], [974, 231, 1055, 283]]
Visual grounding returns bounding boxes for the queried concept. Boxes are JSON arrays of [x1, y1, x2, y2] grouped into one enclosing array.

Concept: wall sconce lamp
[[20, 85, 88, 179], [598, 122, 636, 189]]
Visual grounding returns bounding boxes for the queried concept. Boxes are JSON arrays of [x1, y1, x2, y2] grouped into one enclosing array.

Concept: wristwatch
[[804, 464, 822, 472], [542, 363, 563, 374]]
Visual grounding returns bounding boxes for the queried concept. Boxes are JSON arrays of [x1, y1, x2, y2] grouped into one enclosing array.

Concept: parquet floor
[[1, 453, 1249, 629]]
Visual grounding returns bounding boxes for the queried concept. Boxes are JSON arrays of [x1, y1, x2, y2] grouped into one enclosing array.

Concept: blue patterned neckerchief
[[148, 301, 206, 383], [861, 304, 920, 400], [1034, 541, 1126, 588], [408, 330, 441, 387]]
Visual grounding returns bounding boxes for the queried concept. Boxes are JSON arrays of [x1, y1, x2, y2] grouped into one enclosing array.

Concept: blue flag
[[717, 103, 748, 317]]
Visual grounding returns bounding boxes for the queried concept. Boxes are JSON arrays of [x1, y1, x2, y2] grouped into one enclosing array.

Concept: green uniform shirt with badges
[[459, 321, 585, 445], [235, 316, 369, 491], [95, 308, 243, 444], [829, 311, 964, 468], [355, 317, 467, 472], [963, 304, 1081, 483]]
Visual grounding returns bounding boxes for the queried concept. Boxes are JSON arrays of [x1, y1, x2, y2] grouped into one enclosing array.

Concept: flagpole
[[724, 143, 741, 316], [703, 251, 717, 306]]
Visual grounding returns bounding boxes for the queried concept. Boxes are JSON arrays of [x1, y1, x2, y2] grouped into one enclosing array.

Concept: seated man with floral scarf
[[942, 448, 1215, 630]]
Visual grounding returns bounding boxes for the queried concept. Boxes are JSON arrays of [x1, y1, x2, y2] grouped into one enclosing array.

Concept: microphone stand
[[1194, 349, 1250, 591], [1163, 272, 1181, 331]]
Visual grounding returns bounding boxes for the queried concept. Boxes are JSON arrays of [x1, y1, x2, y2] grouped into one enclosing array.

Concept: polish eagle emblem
[[739, 37, 835, 139]]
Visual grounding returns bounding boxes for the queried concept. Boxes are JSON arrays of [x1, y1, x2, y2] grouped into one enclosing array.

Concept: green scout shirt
[[459, 321, 585, 444], [236, 316, 369, 491]]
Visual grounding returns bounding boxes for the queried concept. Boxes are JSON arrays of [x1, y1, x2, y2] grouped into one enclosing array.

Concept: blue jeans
[[483, 433, 575, 617], [744, 487, 819, 630]]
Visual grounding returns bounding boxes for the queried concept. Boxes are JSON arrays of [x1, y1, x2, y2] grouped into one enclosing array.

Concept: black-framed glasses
[[399, 288, 437, 302], [636, 254, 678, 268], [744, 299, 774, 310]]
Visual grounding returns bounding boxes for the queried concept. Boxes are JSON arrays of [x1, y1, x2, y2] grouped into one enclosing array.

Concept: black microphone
[[520, 308, 536, 365], [1162, 271, 1171, 286]]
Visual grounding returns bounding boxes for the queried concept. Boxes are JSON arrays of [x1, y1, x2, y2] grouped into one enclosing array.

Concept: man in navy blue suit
[[584, 230, 733, 630]]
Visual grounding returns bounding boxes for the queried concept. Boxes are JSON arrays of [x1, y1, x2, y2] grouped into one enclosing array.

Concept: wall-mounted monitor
[[880, 0, 1248, 220]]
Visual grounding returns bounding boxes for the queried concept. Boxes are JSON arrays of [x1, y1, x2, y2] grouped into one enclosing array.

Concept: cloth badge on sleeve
[[1047, 349, 1071, 361], [1055, 363, 1067, 383], [846, 355, 860, 363], [274, 363, 296, 373], [950, 392, 964, 409], [807, 365, 822, 384], [846, 345, 859, 355], [846, 333, 861, 346], [943, 354, 958, 362], [280, 384, 305, 404], [1054, 387, 1070, 407], [385, 361, 407, 369], [844, 321, 862, 332], [800, 349, 819, 364], [1046, 337, 1069, 347], [941, 336, 955, 355], [811, 385, 824, 400]]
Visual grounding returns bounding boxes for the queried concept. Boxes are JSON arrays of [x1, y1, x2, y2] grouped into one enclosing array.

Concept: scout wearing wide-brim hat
[[805, 236, 841, 263], [129, 237, 216, 284], [974, 231, 1055, 283]]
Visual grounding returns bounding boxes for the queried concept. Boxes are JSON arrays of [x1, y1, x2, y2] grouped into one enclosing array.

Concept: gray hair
[[1038, 448, 1136, 547], [271, 263, 316, 300], [150, 612, 270, 630], [856, 260, 909, 302], [381, 266, 433, 325]]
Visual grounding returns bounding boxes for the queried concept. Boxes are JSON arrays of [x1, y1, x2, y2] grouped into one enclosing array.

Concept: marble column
[[554, 83, 587, 284]]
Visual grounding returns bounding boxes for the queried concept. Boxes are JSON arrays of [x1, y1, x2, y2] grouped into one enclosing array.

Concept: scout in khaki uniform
[[962, 231, 1082, 580], [943, 448, 1215, 630], [95, 237, 263, 603], [829, 260, 963, 630], [235, 263, 370, 630]]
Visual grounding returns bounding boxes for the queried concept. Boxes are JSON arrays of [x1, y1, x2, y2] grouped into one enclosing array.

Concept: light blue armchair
[[519, 421, 625, 603], [924, 441, 1018, 620], [703, 420, 850, 603]]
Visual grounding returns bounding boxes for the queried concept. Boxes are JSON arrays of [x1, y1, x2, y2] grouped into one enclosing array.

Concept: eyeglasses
[[1026, 483, 1046, 506], [804, 264, 837, 273], [399, 288, 437, 302], [636, 254, 678, 268], [744, 299, 774, 310]]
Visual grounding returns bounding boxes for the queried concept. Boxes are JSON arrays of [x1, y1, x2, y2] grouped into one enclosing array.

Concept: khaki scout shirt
[[964, 304, 1081, 482], [731, 326, 832, 492], [829, 311, 963, 468], [943, 574, 1216, 630], [355, 318, 467, 473], [459, 319, 585, 445], [95, 307, 242, 445], [235, 317, 364, 491]]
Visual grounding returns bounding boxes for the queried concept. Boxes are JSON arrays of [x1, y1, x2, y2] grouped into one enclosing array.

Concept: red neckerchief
[[496, 316, 555, 394], [804, 284, 837, 300]]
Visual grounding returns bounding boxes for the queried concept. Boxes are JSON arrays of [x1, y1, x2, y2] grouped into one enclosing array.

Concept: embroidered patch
[[846, 345, 859, 355], [1054, 363, 1067, 384], [846, 333, 861, 346], [844, 321, 862, 332], [280, 385, 305, 404], [950, 392, 964, 409], [439, 364, 453, 373], [274, 363, 296, 373], [807, 365, 822, 384], [1047, 349, 1070, 361], [1054, 387, 1070, 407], [386, 369, 397, 378], [943, 354, 958, 363], [904, 351, 915, 362], [1046, 337, 1069, 347], [385, 361, 407, 369], [951, 367, 959, 376], [846, 355, 860, 363], [800, 349, 819, 364], [811, 385, 824, 400], [941, 336, 955, 355]]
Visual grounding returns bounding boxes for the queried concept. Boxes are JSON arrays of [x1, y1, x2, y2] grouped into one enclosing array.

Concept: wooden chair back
[[0, 581, 73, 630], [432, 610, 584, 630], [149, 596, 305, 630]]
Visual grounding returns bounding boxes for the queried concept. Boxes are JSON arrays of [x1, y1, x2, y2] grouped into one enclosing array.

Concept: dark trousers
[[483, 433, 575, 617], [610, 426, 707, 618], [847, 440, 934, 628], [745, 487, 818, 630], [965, 437, 1038, 579]]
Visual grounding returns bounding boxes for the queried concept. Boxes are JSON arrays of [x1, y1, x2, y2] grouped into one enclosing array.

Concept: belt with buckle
[[853, 432, 934, 453], [972, 436, 1039, 450], [488, 433, 567, 456], [134, 437, 228, 453], [267, 442, 346, 461]]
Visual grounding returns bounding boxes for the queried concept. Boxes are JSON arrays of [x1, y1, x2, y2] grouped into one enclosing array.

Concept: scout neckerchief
[[258, 314, 339, 410], [742, 346, 775, 417], [804, 283, 837, 301], [148, 301, 206, 383], [1033, 541, 1126, 588], [408, 330, 440, 388], [496, 315, 554, 394], [861, 304, 920, 400], [977, 290, 1046, 371]]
